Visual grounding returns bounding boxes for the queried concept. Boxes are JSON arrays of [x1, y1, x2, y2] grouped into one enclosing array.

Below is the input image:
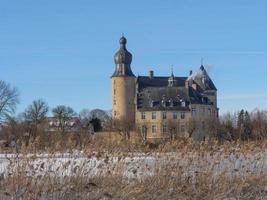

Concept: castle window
[[192, 108, 196, 116], [181, 124, 185, 133], [113, 99, 116, 105], [162, 124, 167, 133], [162, 111, 167, 120], [181, 112, 185, 119], [150, 100, 155, 107], [161, 100, 166, 107], [152, 112, 156, 120], [173, 112, 177, 119], [114, 111, 117, 116], [208, 108, 211, 116], [152, 125, 157, 134], [141, 112, 146, 120], [113, 89, 116, 95]]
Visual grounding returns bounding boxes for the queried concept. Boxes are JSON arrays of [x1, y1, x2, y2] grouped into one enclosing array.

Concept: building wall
[[135, 103, 218, 141], [190, 103, 218, 139], [112, 76, 136, 123], [136, 110, 191, 140]]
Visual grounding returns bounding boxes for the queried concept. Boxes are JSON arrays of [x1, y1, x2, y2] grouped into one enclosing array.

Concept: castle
[[111, 36, 218, 141]]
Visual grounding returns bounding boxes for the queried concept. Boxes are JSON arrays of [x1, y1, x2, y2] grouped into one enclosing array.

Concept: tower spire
[[171, 65, 174, 77]]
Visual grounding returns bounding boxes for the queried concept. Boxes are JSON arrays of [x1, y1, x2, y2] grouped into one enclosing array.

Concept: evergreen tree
[[243, 111, 252, 140], [237, 109, 245, 139]]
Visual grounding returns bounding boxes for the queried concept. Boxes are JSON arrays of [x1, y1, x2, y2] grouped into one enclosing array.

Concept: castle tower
[[111, 36, 136, 123]]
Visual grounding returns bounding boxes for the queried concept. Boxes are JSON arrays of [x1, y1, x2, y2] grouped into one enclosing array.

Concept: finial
[[171, 65, 174, 77], [119, 35, 127, 46]]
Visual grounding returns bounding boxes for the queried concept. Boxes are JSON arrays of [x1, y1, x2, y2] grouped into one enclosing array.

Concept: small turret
[[168, 68, 176, 87]]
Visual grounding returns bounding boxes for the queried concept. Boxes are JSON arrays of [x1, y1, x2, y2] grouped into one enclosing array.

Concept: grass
[[0, 138, 267, 199]]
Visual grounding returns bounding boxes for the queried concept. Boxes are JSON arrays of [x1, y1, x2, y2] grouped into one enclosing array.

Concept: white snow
[[0, 150, 266, 179]]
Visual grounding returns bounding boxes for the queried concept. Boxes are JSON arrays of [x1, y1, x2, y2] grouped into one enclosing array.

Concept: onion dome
[[112, 36, 135, 77], [114, 36, 132, 65], [112, 36, 134, 77]]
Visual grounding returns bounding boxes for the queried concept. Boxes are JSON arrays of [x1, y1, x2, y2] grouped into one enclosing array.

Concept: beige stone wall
[[136, 110, 191, 139], [112, 76, 136, 123], [135, 103, 218, 141]]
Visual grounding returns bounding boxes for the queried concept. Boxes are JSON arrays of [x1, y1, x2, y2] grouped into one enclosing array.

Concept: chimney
[[149, 70, 154, 79]]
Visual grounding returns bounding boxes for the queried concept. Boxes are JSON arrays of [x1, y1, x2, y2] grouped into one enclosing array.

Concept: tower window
[[113, 99, 116, 105], [141, 112, 146, 120], [114, 89, 116, 95]]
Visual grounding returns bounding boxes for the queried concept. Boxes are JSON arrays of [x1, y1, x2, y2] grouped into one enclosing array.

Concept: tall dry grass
[[0, 162, 266, 199], [0, 138, 267, 199]]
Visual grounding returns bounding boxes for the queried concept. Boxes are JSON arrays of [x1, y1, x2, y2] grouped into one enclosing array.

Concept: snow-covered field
[[1, 149, 267, 179]]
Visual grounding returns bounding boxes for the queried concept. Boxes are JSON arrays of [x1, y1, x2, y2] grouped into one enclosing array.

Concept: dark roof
[[136, 76, 214, 111], [190, 65, 217, 91], [137, 76, 187, 90]]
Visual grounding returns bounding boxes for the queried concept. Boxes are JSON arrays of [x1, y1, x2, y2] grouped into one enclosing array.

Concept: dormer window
[[161, 95, 166, 107], [168, 79, 175, 87], [150, 100, 155, 107], [181, 100, 186, 107], [169, 99, 174, 107]]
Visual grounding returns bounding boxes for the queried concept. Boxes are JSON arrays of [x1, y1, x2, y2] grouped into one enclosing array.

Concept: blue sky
[[1, 0, 267, 115]]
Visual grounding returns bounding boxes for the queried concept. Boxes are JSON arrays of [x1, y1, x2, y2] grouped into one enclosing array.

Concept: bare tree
[[135, 121, 148, 143], [111, 118, 134, 141], [187, 118, 197, 138], [251, 110, 267, 140], [79, 108, 109, 132], [207, 117, 221, 140], [167, 119, 178, 140], [0, 80, 19, 123], [52, 105, 76, 134], [23, 99, 49, 138]]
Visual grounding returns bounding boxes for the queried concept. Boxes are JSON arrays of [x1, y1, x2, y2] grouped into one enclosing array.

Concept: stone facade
[[111, 37, 218, 141], [112, 76, 136, 123]]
